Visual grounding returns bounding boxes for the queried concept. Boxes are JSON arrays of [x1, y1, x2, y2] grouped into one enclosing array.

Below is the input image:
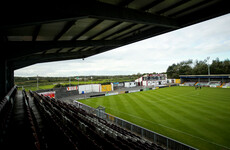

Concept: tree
[[210, 58, 230, 74], [192, 60, 208, 75], [178, 60, 193, 75], [223, 59, 230, 73], [166, 60, 193, 78], [166, 63, 178, 78], [166, 58, 230, 78]]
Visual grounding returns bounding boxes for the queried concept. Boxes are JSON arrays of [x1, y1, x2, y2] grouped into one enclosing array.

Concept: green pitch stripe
[[78, 87, 230, 150]]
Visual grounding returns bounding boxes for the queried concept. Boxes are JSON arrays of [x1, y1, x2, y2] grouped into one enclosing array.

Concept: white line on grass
[[107, 107, 230, 150], [82, 99, 230, 149], [81, 91, 230, 149], [140, 90, 198, 103]]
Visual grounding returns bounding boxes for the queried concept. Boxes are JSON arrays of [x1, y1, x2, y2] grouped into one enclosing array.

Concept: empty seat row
[[33, 92, 104, 150], [22, 90, 41, 150], [55, 96, 163, 150], [0, 86, 17, 145], [32, 91, 165, 150]]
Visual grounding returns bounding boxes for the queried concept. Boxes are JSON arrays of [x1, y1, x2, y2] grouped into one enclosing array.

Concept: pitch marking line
[[138, 90, 198, 104], [105, 107, 230, 150], [82, 99, 230, 149]]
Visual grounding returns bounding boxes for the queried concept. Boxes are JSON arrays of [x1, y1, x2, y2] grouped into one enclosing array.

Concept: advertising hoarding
[[39, 91, 55, 98], [67, 86, 78, 91]]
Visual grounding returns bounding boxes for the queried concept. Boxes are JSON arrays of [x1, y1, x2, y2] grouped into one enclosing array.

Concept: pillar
[[0, 59, 14, 99]]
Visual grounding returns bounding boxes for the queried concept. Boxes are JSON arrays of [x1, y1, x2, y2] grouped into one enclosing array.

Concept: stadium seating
[[208, 81, 221, 87], [0, 86, 17, 146], [183, 82, 196, 86], [22, 90, 41, 150], [0, 98, 11, 130], [30, 91, 165, 150], [222, 82, 230, 88], [196, 82, 209, 86]]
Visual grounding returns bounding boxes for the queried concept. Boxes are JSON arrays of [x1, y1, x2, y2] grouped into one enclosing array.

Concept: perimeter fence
[[73, 101, 198, 150]]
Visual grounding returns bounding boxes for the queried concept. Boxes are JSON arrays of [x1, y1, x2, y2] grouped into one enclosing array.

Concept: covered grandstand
[[1, 0, 230, 149], [180, 74, 230, 87]]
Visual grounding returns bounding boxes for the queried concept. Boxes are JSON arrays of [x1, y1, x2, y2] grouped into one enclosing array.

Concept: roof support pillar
[[0, 59, 14, 99]]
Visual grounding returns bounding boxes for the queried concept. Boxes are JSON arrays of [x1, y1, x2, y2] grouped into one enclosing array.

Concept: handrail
[[4, 85, 17, 101]]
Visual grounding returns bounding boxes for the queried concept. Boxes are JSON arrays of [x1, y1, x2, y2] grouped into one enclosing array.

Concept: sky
[[15, 13, 230, 77]]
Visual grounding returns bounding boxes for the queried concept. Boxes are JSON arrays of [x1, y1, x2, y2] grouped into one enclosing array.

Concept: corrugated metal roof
[[1, 0, 230, 70], [180, 75, 230, 78]]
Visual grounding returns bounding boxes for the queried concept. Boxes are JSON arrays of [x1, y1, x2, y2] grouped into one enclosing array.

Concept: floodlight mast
[[207, 57, 210, 82], [37, 75, 39, 90]]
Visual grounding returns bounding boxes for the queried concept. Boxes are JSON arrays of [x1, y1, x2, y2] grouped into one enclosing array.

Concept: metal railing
[[73, 100, 198, 150], [0, 85, 17, 144]]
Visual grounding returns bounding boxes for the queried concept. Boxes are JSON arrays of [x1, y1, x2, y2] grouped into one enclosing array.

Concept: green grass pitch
[[78, 86, 230, 150]]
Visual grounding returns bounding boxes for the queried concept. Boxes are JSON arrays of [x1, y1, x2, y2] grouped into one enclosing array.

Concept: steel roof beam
[[101, 24, 137, 40], [53, 20, 76, 41], [71, 20, 103, 41], [32, 25, 41, 42], [0, 1, 179, 29], [178, 0, 230, 27], [156, 0, 191, 15], [140, 0, 165, 11], [12, 48, 104, 70], [4, 40, 124, 49], [87, 1, 179, 28], [87, 22, 122, 40], [4, 40, 125, 59]]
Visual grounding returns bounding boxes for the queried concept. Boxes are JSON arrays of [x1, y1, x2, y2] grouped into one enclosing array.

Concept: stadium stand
[[208, 81, 221, 87], [180, 75, 230, 87], [30, 91, 166, 150], [0, 86, 17, 147], [222, 82, 230, 88], [183, 82, 196, 86], [1, 86, 42, 150], [22, 90, 41, 150], [196, 82, 209, 86], [2, 86, 194, 149]]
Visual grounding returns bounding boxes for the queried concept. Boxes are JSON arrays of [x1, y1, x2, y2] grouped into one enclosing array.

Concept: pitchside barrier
[[73, 101, 197, 150]]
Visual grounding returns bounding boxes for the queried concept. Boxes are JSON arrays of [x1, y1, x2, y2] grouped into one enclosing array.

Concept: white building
[[124, 82, 136, 88], [135, 74, 167, 86]]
